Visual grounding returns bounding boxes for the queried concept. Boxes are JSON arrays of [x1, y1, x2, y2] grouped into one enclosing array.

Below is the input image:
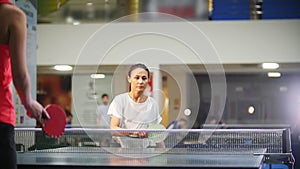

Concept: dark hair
[[128, 63, 150, 91], [128, 63, 150, 78], [101, 93, 108, 99]]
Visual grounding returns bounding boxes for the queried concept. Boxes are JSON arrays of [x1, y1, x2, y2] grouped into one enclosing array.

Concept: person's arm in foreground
[[9, 9, 48, 120]]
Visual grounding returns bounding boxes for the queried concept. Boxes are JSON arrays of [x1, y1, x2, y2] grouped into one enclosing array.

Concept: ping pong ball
[[184, 109, 191, 116]]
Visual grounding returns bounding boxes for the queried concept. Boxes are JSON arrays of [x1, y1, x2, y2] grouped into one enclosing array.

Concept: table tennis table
[[15, 128, 294, 169]]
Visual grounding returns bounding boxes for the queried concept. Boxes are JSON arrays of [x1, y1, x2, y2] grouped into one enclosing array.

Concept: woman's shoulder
[[147, 96, 158, 104], [112, 93, 129, 101], [4, 4, 26, 20]]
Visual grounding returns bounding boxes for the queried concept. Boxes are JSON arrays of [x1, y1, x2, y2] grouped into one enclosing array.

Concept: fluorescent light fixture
[[86, 2, 93, 6], [73, 21, 80, 26], [268, 72, 281, 78], [262, 63, 279, 69], [90, 74, 105, 79], [54, 65, 73, 71]]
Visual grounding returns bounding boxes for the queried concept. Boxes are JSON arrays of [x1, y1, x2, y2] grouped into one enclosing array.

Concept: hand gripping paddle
[[41, 104, 66, 138]]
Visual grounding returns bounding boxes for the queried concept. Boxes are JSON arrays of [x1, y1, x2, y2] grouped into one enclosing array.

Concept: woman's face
[[128, 68, 149, 92]]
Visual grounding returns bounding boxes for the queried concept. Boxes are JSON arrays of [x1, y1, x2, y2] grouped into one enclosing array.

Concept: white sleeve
[[107, 96, 123, 119]]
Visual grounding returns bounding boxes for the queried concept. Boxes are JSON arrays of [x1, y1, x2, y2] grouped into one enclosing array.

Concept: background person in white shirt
[[96, 94, 110, 128], [96, 93, 111, 146], [108, 63, 162, 138]]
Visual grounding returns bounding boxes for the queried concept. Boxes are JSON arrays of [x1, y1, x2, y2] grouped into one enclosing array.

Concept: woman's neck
[[129, 91, 146, 103]]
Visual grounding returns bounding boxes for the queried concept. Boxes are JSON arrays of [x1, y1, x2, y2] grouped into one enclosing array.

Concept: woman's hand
[[25, 100, 49, 120], [132, 131, 148, 138], [111, 115, 148, 137]]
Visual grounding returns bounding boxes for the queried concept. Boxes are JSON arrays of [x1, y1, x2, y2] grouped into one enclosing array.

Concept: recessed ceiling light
[[90, 74, 105, 79], [73, 21, 80, 26], [280, 86, 288, 92], [65, 16, 74, 24], [262, 63, 279, 69], [235, 86, 244, 92], [54, 65, 73, 71], [268, 72, 281, 78], [86, 2, 93, 6]]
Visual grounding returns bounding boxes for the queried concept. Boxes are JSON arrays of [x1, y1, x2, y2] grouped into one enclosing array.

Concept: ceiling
[[37, 0, 210, 24], [38, 0, 122, 24]]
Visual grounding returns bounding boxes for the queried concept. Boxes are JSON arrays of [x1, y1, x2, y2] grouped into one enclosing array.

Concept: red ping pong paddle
[[41, 104, 66, 138]]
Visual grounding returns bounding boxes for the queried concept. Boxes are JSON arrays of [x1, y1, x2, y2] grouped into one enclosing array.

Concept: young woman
[[108, 64, 162, 138], [0, 1, 48, 168]]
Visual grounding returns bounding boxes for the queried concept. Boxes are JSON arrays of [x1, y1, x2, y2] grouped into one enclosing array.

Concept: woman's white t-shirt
[[107, 93, 162, 129]]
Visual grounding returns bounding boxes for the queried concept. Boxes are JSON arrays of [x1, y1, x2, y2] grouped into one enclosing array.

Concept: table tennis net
[[14, 128, 291, 154]]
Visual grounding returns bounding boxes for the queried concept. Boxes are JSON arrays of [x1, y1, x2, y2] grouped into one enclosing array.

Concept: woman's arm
[[8, 7, 48, 120], [110, 115, 130, 136], [110, 115, 122, 130], [110, 115, 146, 137]]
